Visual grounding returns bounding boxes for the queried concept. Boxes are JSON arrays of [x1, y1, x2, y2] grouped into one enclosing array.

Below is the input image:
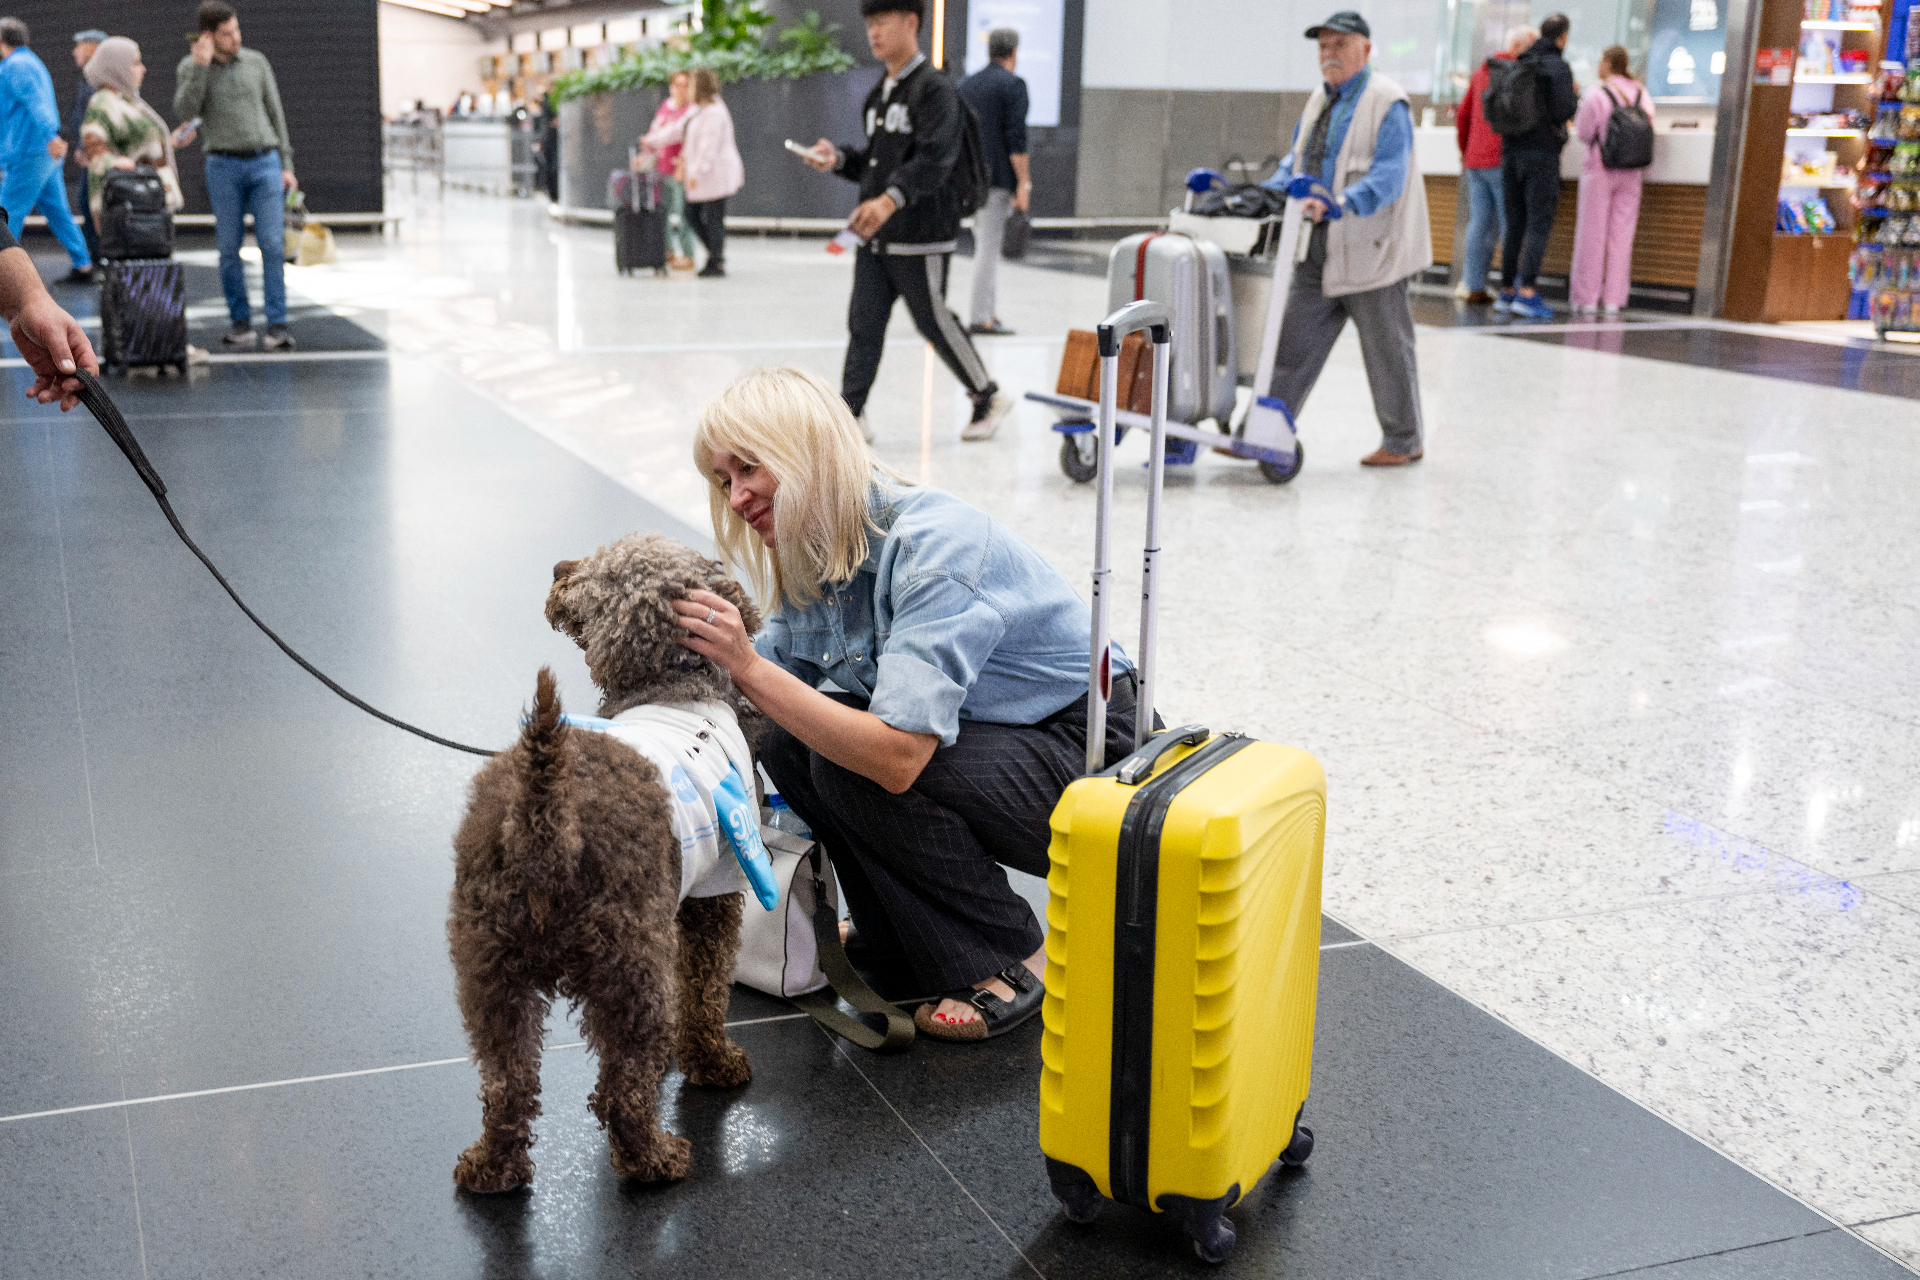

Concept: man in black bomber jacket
[[804, 0, 1010, 442]]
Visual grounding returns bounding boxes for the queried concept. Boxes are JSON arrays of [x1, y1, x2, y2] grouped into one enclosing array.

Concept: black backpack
[[98, 166, 174, 260], [951, 95, 991, 217], [1597, 83, 1655, 169], [1482, 56, 1541, 137]]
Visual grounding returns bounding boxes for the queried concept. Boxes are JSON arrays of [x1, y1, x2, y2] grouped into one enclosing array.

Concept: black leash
[[72, 370, 498, 758]]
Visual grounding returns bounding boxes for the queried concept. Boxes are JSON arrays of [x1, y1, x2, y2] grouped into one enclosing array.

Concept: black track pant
[[841, 247, 994, 418], [1500, 148, 1562, 291], [686, 197, 726, 266], [760, 675, 1154, 992]]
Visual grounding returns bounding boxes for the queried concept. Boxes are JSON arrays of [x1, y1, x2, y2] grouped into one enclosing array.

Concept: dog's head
[[546, 533, 762, 711]]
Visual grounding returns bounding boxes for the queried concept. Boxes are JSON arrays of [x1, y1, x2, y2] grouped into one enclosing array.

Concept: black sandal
[[914, 964, 1045, 1042]]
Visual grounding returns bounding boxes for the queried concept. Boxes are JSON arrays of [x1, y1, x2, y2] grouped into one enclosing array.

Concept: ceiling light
[[383, 0, 470, 16]]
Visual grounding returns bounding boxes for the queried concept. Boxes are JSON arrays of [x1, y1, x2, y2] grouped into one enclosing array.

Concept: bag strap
[[789, 844, 916, 1052]]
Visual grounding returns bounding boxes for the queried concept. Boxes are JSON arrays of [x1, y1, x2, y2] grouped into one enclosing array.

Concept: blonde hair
[[693, 367, 899, 610], [690, 66, 721, 103]]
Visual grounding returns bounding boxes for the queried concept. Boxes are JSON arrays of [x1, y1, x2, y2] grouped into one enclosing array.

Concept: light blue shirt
[[1263, 67, 1414, 218], [0, 47, 60, 169], [753, 482, 1128, 746]]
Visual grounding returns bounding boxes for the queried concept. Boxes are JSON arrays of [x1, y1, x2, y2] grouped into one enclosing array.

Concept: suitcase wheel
[[1188, 1215, 1236, 1264], [1279, 1122, 1315, 1167], [1043, 1157, 1105, 1224], [1058, 431, 1097, 484], [1258, 439, 1304, 484]]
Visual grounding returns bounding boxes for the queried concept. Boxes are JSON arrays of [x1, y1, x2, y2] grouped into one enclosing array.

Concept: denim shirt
[[1262, 67, 1414, 218], [752, 483, 1128, 745]]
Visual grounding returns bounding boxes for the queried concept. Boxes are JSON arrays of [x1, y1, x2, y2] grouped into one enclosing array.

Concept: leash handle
[[70, 371, 498, 758]]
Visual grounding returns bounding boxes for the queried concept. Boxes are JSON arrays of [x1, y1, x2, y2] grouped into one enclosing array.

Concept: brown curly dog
[[448, 533, 767, 1193]]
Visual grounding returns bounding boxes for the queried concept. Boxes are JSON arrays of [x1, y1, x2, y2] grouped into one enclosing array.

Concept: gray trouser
[[969, 186, 1014, 326], [1267, 223, 1424, 455]]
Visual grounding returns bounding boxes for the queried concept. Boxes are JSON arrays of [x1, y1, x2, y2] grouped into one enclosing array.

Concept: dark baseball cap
[[1305, 11, 1370, 38]]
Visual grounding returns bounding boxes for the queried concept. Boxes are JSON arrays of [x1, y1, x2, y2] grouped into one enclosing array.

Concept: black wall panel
[[12, 0, 382, 216]]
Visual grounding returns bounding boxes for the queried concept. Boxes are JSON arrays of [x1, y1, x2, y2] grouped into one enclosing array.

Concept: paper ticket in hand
[[826, 228, 866, 255]]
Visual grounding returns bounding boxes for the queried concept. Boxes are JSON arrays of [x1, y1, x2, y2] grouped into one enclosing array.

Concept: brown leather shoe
[[1465, 290, 1494, 305], [1360, 448, 1424, 466]]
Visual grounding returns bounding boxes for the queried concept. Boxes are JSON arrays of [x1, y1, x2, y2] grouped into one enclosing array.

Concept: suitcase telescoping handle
[[1085, 300, 1172, 775]]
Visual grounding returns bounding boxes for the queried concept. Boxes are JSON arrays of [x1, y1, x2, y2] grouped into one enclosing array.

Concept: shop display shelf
[[1786, 127, 1868, 136], [1797, 73, 1875, 83], [1800, 19, 1880, 28]]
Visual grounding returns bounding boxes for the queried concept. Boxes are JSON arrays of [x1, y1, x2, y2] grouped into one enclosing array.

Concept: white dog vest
[[562, 701, 762, 903]]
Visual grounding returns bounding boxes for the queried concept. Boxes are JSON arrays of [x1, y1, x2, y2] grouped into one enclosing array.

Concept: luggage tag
[[714, 766, 781, 910]]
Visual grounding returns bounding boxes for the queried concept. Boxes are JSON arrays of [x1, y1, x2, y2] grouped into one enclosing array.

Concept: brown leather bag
[[1057, 329, 1099, 399]]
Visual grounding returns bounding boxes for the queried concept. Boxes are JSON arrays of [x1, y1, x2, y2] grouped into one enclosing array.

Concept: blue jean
[[205, 150, 287, 327], [1461, 165, 1504, 293], [2, 146, 90, 268]]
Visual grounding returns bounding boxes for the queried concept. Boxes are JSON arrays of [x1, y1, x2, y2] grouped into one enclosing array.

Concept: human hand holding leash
[[5, 264, 97, 409]]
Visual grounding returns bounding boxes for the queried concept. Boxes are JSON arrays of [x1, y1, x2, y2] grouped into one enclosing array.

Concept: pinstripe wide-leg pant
[[761, 675, 1152, 992]]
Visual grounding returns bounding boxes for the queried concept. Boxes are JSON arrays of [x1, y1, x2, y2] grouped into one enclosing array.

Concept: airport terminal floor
[[4, 187, 1918, 1279]]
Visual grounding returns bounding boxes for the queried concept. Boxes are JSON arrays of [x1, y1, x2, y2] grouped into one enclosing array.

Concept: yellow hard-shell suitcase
[[1037, 303, 1325, 1263]]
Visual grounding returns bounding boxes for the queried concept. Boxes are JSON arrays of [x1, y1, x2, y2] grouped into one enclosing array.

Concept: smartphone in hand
[[171, 117, 201, 147]]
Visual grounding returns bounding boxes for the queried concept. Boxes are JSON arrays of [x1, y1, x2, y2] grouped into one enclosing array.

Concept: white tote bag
[[730, 825, 915, 1051], [732, 826, 833, 997]]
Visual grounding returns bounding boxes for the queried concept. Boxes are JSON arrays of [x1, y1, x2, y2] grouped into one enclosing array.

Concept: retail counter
[[1414, 124, 1714, 295]]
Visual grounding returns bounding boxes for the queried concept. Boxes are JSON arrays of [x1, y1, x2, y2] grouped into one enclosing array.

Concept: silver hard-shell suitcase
[[1105, 232, 1237, 425]]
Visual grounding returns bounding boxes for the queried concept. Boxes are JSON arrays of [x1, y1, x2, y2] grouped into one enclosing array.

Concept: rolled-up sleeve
[[870, 572, 1007, 745]]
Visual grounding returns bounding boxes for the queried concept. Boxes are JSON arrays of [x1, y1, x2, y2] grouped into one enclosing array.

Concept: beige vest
[[1290, 70, 1433, 298]]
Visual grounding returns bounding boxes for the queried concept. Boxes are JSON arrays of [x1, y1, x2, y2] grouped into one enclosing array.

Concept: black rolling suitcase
[[609, 170, 667, 276], [100, 261, 188, 375], [97, 166, 187, 375]]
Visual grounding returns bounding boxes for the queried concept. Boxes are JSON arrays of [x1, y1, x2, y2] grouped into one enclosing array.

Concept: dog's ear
[[709, 575, 762, 636]]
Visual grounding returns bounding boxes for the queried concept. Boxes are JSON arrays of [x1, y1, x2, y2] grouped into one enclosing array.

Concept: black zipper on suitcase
[[1108, 733, 1251, 1209]]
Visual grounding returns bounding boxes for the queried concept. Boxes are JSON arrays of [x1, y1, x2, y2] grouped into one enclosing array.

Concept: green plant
[[549, 5, 855, 104]]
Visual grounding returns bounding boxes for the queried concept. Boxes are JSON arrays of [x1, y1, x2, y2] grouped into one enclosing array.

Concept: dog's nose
[[552, 559, 580, 584]]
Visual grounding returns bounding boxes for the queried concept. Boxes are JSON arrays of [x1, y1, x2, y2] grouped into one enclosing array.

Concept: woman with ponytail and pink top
[[1569, 45, 1654, 315]]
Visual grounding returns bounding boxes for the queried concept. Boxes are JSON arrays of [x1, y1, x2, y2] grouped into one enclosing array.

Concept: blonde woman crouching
[[673, 367, 1152, 1041]]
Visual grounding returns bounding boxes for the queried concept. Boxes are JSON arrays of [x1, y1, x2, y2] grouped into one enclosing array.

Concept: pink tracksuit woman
[[1569, 51, 1654, 313]]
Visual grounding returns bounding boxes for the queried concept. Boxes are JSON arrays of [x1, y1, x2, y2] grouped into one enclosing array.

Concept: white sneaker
[[857, 412, 874, 443], [961, 391, 1012, 442], [1602, 304, 1623, 317]]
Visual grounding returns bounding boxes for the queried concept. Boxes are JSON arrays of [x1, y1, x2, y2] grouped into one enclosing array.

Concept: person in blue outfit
[[671, 366, 1155, 1044], [67, 29, 105, 266], [0, 18, 94, 283], [1259, 10, 1432, 467]]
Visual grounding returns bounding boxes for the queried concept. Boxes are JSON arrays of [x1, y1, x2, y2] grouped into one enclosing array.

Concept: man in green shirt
[[174, 1, 297, 350]]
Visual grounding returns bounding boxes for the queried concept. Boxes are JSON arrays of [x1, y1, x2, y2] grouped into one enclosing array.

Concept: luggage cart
[[1029, 174, 1338, 487]]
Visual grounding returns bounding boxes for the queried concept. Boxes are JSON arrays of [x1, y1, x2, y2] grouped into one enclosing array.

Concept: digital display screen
[[963, 0, 1064, 127], [1647, 0, 1728, 101]]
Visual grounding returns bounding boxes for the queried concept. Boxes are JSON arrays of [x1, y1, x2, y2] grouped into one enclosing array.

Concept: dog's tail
[[505, 666, 578, 932]]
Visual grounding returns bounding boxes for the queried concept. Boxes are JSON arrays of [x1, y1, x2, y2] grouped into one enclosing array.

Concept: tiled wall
[[1075, 87, 1436, 216]]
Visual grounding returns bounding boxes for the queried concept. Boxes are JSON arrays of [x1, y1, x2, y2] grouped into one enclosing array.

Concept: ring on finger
[[704, 608, 717, 625]]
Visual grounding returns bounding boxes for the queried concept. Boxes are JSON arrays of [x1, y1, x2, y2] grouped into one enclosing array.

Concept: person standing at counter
[[1568, 46, 1652, 316], [1455, 26, 1535, 305], [1497, 14, 1577, 320]]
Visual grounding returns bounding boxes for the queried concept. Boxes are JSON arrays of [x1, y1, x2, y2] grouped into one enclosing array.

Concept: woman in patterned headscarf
[[79, 36, 184, 223]]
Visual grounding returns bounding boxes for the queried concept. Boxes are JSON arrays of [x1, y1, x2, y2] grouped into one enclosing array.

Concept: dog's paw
[[610, 1132, 692, 1183], [683, 1042, 752, 1089], [453, 1142, 533, 1194]]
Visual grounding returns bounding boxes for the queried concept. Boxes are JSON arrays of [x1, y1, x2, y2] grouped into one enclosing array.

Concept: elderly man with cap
[[1259, 10, 1431, 467], [67, 28, 107, 264]]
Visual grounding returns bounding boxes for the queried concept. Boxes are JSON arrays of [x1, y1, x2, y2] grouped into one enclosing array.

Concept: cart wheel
[[1059, 432, 1098, 483], [1045, 1157, 1105, 1224], [1258, 440, 1304, 484], [1279, 1123, 1314, 1167]]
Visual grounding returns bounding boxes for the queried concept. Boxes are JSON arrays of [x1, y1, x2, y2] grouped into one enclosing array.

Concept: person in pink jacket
[[678, 67, 744, 277], [638, 70, 699, 271], [1569, 46, 1653, 315]]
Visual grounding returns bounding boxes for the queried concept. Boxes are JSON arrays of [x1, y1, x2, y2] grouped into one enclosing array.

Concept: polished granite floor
[[1, 188, 1916, 1276]]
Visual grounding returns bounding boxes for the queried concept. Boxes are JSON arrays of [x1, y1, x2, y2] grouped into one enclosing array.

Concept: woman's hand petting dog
[[673, 588, 760, 681]]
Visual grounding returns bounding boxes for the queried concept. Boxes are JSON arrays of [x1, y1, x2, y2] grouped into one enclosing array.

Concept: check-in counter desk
[[1416, 125, 1714, 297]]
